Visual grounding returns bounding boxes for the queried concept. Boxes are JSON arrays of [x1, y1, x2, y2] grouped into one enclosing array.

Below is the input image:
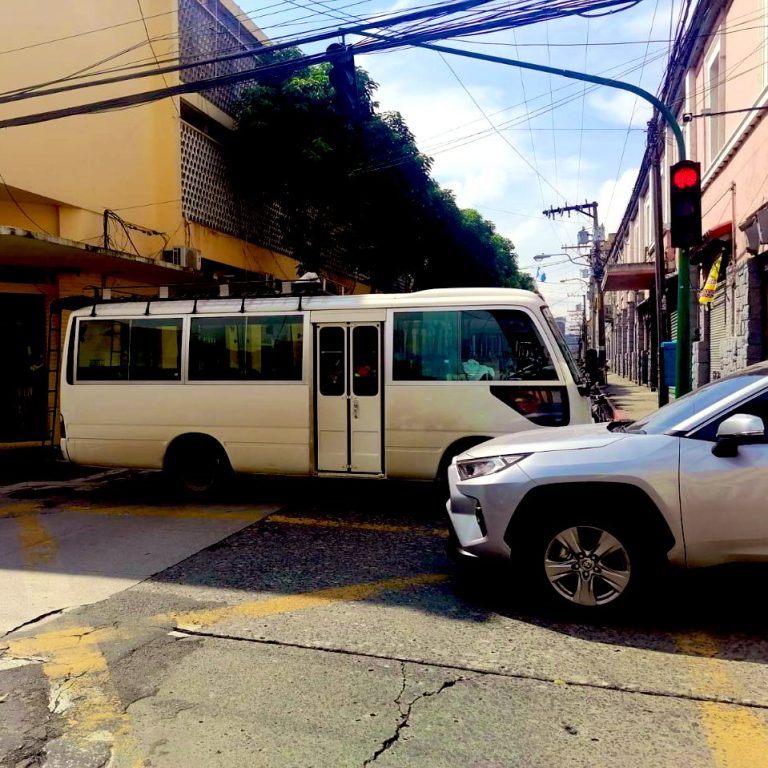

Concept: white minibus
[[59, 287, 592, 492]]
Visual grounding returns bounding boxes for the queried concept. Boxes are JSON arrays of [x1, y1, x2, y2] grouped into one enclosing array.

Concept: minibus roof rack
[[75, 274, 340, 305]]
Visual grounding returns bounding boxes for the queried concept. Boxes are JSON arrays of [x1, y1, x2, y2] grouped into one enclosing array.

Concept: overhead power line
[[0, 0, 641, 111]]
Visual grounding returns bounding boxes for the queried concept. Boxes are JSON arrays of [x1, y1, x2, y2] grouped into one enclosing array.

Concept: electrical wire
[[411, 42, 669, 150], [3, 0, 761, 106], [544, 20, 561, 198], [406, 48, 671, 164], [604, 0, 661, 227], [0, 170, 53, 235], [0, 0, 681, 247], [575, 17, 589, 203], [437, 50, 568, 203], [349, 46, 671, 179], [136, 0, 181, 117], [0, 0, 643, 109], [508, 26, 568, 247]]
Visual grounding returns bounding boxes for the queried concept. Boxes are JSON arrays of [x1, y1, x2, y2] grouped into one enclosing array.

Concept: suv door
[[679, 389, 768, 565]]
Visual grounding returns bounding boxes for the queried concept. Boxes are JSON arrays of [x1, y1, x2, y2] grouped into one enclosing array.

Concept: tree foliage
[[230, 56, 533, 292]]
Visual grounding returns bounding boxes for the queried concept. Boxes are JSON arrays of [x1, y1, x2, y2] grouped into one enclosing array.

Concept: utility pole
[[543, 201, 606, 383]]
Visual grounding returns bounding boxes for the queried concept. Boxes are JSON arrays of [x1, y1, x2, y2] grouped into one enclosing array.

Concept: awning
[[0, 226, 197, 284], [602, 262, 656, 292], [690, 221, 732, 265]]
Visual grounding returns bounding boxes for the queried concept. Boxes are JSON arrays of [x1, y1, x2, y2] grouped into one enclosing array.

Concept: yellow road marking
[[677, 631, 768, 767], [6, 626, 141, 767], [266, 514, 449, 538], [4, 501, 445, 537], [167, 572, 450, 630], [0, 502, 57, 567], [60, 502, 276, 523], [0, 502, 42, 519]]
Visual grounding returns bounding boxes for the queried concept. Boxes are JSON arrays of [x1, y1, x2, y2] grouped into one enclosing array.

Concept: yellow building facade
[[0, 0, 364, 445]]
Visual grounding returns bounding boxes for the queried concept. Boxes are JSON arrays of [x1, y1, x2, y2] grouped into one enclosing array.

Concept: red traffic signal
[[671, 164, 700, 190], [669, 160, 702, 248]]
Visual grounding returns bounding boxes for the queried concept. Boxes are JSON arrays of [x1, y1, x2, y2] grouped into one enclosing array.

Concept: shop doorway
[[0, 294, 46, 442]]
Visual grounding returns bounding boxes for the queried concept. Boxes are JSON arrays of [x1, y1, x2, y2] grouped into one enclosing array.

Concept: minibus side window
[[393, 309, 557, 381], [245, 316, 303, 380], [129, 318, 182, 380], [189, 315, 303, 381], [393, 311, 460, 380], [190, 317, 243, 380], [319, 326, 345, 396], [76, 320, 130, 380], [76, 318, 183, 381]]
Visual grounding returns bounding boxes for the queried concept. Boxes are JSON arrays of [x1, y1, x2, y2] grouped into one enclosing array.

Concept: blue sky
[[252, 0, 680, 323]]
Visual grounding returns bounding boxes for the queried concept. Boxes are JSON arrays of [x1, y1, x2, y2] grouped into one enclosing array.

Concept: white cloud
[[597, 166, 641, 234], [589, 89, 652, 128]]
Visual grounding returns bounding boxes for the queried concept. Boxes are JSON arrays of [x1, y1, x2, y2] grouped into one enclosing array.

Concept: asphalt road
[[2, 469, 768, 767]]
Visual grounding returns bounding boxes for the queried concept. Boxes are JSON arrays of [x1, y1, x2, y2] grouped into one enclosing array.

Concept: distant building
[[565, 333, 581, 359]]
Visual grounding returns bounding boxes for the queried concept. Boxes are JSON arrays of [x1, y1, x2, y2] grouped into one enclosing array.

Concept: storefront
[[0, 228, 195, 446]]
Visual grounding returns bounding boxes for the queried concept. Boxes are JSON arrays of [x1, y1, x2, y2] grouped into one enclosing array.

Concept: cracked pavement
[[2, 472, 768, 766]]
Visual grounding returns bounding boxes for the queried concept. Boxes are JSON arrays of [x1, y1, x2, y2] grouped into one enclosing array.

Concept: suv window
[[625, 373, 766, 435], [688, 390, 768, 442]]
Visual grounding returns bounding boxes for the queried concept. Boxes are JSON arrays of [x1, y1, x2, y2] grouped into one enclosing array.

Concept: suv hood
[[461, 422, 626, 459]]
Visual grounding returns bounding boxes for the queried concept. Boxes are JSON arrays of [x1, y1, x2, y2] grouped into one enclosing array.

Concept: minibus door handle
[[352, 398, 360, 419]]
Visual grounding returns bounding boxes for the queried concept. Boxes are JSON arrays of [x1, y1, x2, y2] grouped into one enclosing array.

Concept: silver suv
[[447, 363, 768, 613]]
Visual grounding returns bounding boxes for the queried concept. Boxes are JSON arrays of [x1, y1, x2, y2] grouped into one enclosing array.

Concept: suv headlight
[[455, 454, 528, 480]]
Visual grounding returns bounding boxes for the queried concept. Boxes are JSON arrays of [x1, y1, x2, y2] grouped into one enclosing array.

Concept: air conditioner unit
[[162, 246, 201, 270]]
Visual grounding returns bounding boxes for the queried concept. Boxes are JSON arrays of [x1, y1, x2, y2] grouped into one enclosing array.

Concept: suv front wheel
[[522, 513, 657, 614]]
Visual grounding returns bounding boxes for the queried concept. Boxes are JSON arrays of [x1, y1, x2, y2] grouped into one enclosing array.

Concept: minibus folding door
[[315, 323, 382, 474]]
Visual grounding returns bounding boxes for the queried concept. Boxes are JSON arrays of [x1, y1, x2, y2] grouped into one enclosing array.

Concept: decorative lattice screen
[[181, 121, 288, 253], [179, 0, 262, 116]]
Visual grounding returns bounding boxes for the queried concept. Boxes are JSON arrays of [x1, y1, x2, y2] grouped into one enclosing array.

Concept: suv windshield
[[625, 373, 766, 435], [541, 307, 583, 386]]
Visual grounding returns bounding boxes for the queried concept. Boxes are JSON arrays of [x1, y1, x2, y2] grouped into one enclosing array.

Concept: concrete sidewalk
[[0, 446, 101, 486], [601, 375, 665, 422]]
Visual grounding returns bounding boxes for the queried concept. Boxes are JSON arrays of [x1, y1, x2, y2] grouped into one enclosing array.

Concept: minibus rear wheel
[[165, 435, 232, 497]]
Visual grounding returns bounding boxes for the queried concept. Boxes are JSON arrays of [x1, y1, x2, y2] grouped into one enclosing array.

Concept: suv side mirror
[[712, 414, 765, 457]]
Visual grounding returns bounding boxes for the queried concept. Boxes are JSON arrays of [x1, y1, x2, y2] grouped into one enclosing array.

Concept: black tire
[[517, 511, 660, 616], [165, 437, 231, 497]]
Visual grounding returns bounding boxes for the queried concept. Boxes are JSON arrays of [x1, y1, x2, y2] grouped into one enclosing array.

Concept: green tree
[[230, 56, 532, 292]]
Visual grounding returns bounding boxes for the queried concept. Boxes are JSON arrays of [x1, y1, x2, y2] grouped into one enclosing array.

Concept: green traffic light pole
[[410, 42, 692, 396]]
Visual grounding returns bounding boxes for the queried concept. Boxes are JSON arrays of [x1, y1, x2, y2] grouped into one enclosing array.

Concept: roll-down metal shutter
[[709, 284, 727, 378]]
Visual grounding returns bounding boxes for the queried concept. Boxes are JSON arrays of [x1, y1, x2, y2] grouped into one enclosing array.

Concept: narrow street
[[2, 470, 768, 767]]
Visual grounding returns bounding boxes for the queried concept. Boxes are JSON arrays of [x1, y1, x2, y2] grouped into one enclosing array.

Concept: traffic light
[[326, 43, 358, 118], [669, 160, 702, 248]]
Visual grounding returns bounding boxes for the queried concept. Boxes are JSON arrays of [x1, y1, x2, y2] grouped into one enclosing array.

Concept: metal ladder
[[42, 304, 63, 450]]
